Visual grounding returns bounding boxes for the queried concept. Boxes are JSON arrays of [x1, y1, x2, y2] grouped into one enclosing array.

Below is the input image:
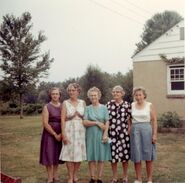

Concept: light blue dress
[[84, 104, 112, 161]]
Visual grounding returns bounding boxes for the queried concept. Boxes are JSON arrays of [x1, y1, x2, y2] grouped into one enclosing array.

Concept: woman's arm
[[42, 105, 61, 141], [102, 121, 109, 142], [150, 104, 157, 144], [61, 102, 70, 144], [127, 118, 131, 135], [83, 120, 105, 130]]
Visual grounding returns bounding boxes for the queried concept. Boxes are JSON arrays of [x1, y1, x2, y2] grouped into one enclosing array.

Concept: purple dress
[[39, 103, 63, 166]]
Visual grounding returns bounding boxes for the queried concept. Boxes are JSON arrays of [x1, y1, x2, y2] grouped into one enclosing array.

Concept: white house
[[132, 20, 185, 119]]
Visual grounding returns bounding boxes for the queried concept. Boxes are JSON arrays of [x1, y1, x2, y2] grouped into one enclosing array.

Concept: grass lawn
[[1, 116, 185, 183]]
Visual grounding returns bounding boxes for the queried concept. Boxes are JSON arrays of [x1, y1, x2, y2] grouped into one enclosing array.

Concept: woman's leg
[[88, 161, 96, 180], [122, 161, 129, 180], [46, 165, 54, 182], [146, 161, 153, 182], [111, 162, 118, 180], [74, 162, 81, 181], [97, 161, 104, 180], [134, 162, 142, 181], [53, 165, 59, 180], [66, 162, 74, 183]]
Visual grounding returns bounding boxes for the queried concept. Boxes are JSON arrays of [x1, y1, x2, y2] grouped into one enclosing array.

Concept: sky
[[0, 0, 185, 82]]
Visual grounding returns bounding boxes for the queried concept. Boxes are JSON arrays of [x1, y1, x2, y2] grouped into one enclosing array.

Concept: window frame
[[167, 64, 185, 95]]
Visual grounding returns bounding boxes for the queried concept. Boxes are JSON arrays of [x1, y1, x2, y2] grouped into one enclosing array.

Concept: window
[[180, 27, 184, 40], [167, 65, 185, 95]]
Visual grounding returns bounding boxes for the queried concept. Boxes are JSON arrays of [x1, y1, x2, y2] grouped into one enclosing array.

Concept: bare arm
[[127, 118, 131, 135], [42, 105, 61, 141], [83, 120, 106, 130], [102, 121, 109, 142], [61, 102, 70, 144], [150, 104, 157, 144]]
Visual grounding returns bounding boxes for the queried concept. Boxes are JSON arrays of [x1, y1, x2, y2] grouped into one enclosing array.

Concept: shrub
[[158, 111, 183, 128], [24, 104, 43, 115], [0, 103, 43, 115]]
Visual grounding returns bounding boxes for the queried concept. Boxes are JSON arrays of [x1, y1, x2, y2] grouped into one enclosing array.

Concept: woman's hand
[[96, 121, 106, 130], [66, 111, 83, 121], [102, 132, 108, 143], [54, 133, 62, 142], [152, 134, 157, 144], [62, 133, 70, 145], [75, 111, 84, 119], [66, 114, 76, 121]]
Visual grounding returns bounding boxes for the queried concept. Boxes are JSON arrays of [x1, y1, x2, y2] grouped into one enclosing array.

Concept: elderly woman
[[39, 87, 63, 183], [107, 85, 131, 183], [59, 83, 86, 183], [83, 87, 112, 183], [131, 87, 157, 183]]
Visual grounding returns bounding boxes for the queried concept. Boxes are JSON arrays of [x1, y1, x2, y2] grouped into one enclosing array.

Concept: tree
[[0, 12, 54, 118], [134, 11, 183, 55], [111, 70, 133, 102], [80, 65, 110, 104], [0, 79, 17, 103]]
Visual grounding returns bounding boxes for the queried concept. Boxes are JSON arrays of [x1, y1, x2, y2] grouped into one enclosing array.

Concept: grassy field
[[1, 116, 185, 183]]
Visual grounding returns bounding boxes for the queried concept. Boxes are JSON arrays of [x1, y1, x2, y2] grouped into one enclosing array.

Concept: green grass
[[1, 116, 185, 183]]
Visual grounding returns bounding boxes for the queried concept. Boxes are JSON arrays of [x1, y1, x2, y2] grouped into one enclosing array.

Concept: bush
[[0, 103, 43, 115], [24, 104, 43, 115], [158, 111, 183, 128]]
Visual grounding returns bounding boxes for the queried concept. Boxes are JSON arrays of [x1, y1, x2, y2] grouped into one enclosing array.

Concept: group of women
[[39, 83, 157, 183]]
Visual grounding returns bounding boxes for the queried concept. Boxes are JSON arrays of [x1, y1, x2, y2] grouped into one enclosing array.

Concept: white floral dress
[[59, 99, 86, 162]]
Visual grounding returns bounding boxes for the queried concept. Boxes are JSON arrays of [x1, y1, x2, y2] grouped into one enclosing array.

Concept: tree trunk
[[20, 93, 23, 119]]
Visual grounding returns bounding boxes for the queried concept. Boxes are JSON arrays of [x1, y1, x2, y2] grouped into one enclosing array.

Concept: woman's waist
[[132, 121, 151, 125], [66, 118, 83, 122], [48, 121, 61, 123]]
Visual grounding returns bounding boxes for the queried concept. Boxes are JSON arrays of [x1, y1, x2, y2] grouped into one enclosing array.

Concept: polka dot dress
[[107, 100, 131, 163]]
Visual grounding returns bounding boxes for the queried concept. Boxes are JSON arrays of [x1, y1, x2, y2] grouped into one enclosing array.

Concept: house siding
[[133, 60, 185, 120], [133, 20, 184, 62]]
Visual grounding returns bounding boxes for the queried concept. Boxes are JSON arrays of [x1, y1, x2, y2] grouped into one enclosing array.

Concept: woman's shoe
[[110, 179, 118, 183], [73, 178, 79, 183], [122, 177, 128, 183], [97, 180, 103, 183], [134, 180, 142, 183], [53, 177, 60, 182], [89, 179, 96, 183], [47, 180, 53, 183]]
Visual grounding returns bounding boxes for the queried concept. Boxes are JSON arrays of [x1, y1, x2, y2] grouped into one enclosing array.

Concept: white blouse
[[131, 101, 151, 123]]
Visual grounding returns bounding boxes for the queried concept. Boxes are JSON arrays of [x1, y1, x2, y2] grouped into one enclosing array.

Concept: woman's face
[[50, 89, 60, 102], [68, 86, 79, 99], [134, 90, 145, 103], [112, 89, 123, 100], [89, 91, 99, 104]]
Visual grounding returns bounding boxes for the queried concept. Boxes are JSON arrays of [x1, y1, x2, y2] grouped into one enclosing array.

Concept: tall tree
[[134, 11, 183, 55], [80, 65, 110, 104], [0, 12, 54, 118]]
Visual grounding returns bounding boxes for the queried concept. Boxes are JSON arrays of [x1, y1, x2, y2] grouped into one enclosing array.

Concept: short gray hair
[[87, 86, 102, 99], [133, 86, 147, 99], [112, 85, 125, 95]]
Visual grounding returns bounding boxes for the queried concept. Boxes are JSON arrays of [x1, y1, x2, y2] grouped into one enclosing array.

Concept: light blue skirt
[[130, 122, 156, 163]]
